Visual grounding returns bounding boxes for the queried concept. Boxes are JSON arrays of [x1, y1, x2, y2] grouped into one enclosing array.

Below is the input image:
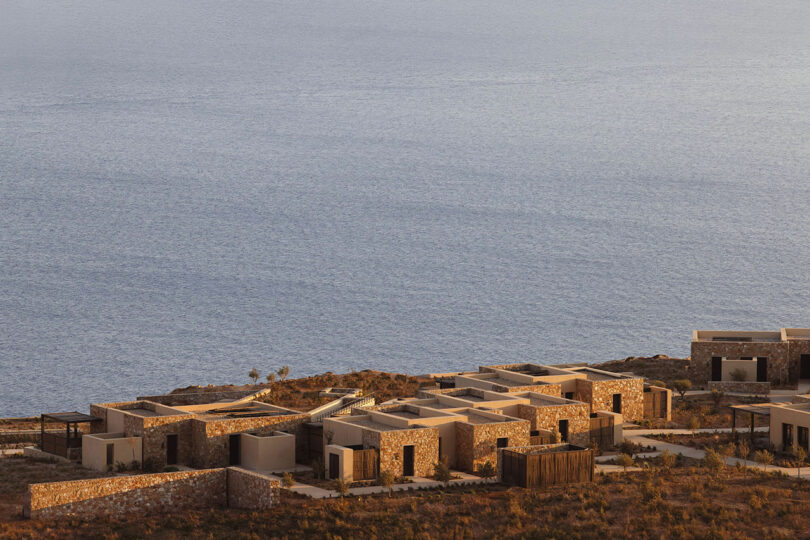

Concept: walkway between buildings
[[624, 431, 810, 479], [275, 471, 497, 499]]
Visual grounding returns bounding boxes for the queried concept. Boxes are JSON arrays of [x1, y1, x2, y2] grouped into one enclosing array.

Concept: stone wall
[[707, 381, 770, 395], [363, 427, 439, 478], [125, 414, 194, 470], [455, 420, 530, 473], [515, 403, 590, 446], [227, 467, 279, 510], [24, 469, 227, 520], [581, 378, 644, 422], [191, 414, 309, 469], [691, 340, 791, 387]]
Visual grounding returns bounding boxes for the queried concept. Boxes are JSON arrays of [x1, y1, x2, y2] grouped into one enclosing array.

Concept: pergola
[[40, 412, 101, 458], [729, 403, 771, 442]]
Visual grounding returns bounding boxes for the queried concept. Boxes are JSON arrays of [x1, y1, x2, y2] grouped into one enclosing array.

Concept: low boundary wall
[[25, 467, 280, 520], [708, 381, 770, 395]]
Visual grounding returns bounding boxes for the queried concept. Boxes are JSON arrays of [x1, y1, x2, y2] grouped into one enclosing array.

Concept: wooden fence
[[501, 447, 593, 488], [643, 389, 668, 419], [589, 416, 614, 449], [530, 431, 554, 446], [352, 448, 379, 480]]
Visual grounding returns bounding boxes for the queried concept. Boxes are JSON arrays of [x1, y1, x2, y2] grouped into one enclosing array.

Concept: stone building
[[691, 328, 810, 388], [449, 363, 647, 422], [86, 392, 308, 471]]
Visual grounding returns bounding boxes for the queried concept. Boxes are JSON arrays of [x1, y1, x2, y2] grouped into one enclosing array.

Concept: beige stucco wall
[[325, 444, 354, 481], [240, 431, 295, 472], [82, 433, 142, 472], [323, 417, 365, 448], [770, 406, 810, 451], [721, 359, 757, 382]]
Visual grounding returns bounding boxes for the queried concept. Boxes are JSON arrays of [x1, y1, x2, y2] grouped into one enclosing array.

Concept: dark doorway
[[801, 355, 810, 379], [783, 423, 794, 449], [757, 357, 768, 382], [106, 443, 114, 467], [711, 357, 722, 381], [558, 419, 569, 442], [229, 434, 241, 466], [799, 426, 809, 451], [564, 392, 574, 400], [329, 453, 340, 479], [612, 394, 622, 414], [402, 445, 415, 476], [166, 434, 178, 465]]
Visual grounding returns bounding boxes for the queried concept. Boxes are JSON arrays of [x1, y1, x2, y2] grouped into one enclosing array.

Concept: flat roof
[[729, 404, 772, 416], [42, 412, 101, 423]]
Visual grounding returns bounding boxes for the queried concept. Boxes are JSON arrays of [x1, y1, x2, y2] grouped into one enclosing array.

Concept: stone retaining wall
[[227, 467, 280, 510], [25, 467, 280, 520], [707, 381, 771, 395], [24, 469, 227, 520]]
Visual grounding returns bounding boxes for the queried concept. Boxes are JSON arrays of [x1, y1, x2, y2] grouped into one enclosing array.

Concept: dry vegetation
[[4, 457, 810, 539], [593, 355, 691, 385], [170, 370, 430, 411]]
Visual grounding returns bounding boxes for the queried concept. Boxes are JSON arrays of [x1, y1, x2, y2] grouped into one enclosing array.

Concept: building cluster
[[36, 363, 670, 484]]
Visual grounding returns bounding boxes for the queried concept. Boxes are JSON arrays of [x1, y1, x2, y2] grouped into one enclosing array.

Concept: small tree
[[478, 461, 496, 479], [703, 448, 724, 477], [710, 388, 724, 411], [671, 379, 691, 402], [312, 457, 325, 480], [550, 429, 562, 444], [281, 472, 295, 488], [433, 460, 452, 485], [277, 365, 291, 381], [795, 446, 807, 479], [737, 440, 750, 479], [334, 478, 350, 497], [379, 470, 396, 497], [248, 367, 260, 384], [266, 372, 276, 384], [730, 368, 747, 382], [659, 449, 676, 472], [687, 415, 701, 435], [719, 443, 736, 475], [754, 449, 773, 473], [616, 453, 634, 473]]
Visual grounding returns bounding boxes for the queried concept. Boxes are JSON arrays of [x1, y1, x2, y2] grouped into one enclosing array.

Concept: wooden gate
[[643, 390, 668, 419], [589, 416, 614, 448], [353, 448, 379, 480], [501, 446, 593, 488]]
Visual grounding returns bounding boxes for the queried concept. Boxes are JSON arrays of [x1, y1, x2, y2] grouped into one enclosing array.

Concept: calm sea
[[2, 0, 810, 416]]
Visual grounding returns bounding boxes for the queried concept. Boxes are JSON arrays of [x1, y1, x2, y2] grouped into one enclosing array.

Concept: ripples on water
[[2, 0, 810, 416]]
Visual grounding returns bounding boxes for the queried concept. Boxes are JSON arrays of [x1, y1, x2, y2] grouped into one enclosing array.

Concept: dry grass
[[4, 458, 810, 539], [593, 355, 691, 385], [171, 370, 430, 411]]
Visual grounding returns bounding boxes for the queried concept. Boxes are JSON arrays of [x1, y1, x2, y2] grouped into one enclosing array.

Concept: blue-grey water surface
[[2, 0, 810, 416]]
